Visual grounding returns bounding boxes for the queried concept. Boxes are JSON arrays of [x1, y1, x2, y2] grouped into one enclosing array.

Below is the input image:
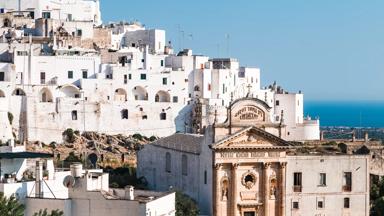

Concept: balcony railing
[[293, 185, 302, 192], [342, 185, 352, 192]]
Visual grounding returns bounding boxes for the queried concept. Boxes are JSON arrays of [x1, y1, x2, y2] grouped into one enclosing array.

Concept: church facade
[[138, 97, 370, 216]]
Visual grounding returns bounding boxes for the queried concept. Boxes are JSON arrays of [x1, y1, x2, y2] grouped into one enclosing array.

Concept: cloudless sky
[[101, 0, 384, 101]]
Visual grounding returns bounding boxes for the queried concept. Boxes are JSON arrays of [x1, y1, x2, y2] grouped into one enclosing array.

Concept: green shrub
[[62, 128, 76, 143], [149, 136, 157, 142], [132, 133, 143, 141]]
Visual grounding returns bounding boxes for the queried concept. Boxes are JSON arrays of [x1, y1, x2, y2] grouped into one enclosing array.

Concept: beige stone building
[[138, 97, 370, 216]]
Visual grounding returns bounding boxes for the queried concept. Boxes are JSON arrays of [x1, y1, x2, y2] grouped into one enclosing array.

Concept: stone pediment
[[213, 127, 291, 150]]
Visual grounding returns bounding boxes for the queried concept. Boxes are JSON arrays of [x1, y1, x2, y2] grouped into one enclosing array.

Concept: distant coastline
[[304, 100, 384, 128]]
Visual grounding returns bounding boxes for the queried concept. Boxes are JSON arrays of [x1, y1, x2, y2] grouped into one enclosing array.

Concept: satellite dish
[[63, 175, 76, 188], [88, 153, 98, 168]]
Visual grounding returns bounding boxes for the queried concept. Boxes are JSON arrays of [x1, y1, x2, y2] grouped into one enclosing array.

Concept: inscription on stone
[[219, 152, 275, 158], [233, 106, 264, 121]]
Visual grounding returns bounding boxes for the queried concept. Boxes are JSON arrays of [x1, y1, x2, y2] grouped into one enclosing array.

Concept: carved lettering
[[233, 106, 265, 122]]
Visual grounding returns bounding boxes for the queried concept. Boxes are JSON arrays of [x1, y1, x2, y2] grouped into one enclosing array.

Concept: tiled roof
[[150, 133, 204, 154]]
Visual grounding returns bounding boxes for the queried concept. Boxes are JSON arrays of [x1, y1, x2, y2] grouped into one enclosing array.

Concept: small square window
[[68, 71, 73, 79], [128, 74, 132, 80], [82, 70, 88, 79], [317, 201, 324, 209], [71, 110, 78, 120], [140, 74, 146, 80], [162, 77, 167, 85], [173, 96, 178, 103], [292, 201, 299, 209], [141, 59, 145, 63], [276, 100, 280, 106], [0, 72, 5, 81]]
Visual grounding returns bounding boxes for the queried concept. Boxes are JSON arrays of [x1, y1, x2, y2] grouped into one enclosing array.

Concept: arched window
[[194, 85, 200, 91], [39, 88, 53, 102], [165, 152, 171, 173], [121, 109, 128, 119], [182, 155, 188, 176], [155, 90, 170, 102], [132, 86, 148, 100], [114, 88, 127, 101], [12, 88, 26, 96]]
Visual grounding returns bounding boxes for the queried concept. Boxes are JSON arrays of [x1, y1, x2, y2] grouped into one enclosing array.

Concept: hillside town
[[0, 0, 382, 216]]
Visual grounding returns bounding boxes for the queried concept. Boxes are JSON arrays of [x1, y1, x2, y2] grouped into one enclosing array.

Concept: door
[[244, 212, 256, 216]]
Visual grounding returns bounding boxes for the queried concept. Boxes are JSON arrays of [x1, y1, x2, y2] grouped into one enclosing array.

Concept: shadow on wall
[[174, 104, 192, 133]]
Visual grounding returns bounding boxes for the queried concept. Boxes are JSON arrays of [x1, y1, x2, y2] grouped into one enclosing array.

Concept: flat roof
[[0, 152, 53, 159]]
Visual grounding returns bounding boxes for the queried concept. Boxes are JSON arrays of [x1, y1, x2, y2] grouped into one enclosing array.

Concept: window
[[17, 51, 28, 56], [317, 200, 324, 209], [124, 75, 127, 84], [128, 74, 132, 80], [182, 155, 188, 176], [82, 70, 88, 79], [160, 112, 166, 120], [141, 59, 145, 63], [293, 172, 302, 192], [276, 100, 280, 106], [162, 77, 167, 85], [204, 170, 207, 184], [173, 96, 178, 103], [67, 14, 72, 21], [292, 201, 299, 209], [319, 173, 326, 186], [131, 43, 136, 47], [343, 172, 352, 192], [71, 110, 78, 120], [77, 29, 82, 37], [40, 72, 45, 84], [140, 74, 147, 80], [194, 85, 200, 91], [142, 115, 148, 120], [165, 152, 171, 173], [68, 71, 73, 79], [344, 197, 350, 208], [42, 12, 51, 19], [222, 84, 225, 94], [121, 109, 128, 119], [208, 83, 211, 91], [160, 60, 164, 66], [0, 72, 4, 81]]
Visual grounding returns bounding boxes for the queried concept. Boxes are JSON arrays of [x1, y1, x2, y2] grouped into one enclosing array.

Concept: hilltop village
[[0, 1, 382, 216]]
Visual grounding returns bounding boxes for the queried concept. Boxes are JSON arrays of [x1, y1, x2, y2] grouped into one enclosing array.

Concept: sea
[[304, 101, 384, 128]]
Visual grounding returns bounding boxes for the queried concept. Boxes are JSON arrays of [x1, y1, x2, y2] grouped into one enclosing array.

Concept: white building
[[0, 0, 320, 144], [25, 164, 176, 216], [0, 0, 101, 25]]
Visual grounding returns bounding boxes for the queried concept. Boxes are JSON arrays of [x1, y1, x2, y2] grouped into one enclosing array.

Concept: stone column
[[232, 163, 239, 216], [214, 163, 222, 216], [263, 162, 271, 216], [280, 162, 287, 216]]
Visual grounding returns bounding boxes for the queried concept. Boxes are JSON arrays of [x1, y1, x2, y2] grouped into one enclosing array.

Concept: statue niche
[[221, 177, 229, 201], [270, 177, 277, 199]]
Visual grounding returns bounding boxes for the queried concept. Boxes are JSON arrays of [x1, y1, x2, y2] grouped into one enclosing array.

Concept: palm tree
[[33, 209, 64, 216], [0, 192, 24, 216]]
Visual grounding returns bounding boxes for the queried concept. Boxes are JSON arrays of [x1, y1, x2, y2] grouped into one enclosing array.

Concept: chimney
[[320, 131, 324, 141], [35, 161, 43, 198], [125, 185, 134, 201], [364, 132, 369, 142]]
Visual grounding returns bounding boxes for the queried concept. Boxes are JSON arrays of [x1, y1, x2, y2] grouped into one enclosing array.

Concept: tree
[[33, 209, 64, 216], [175, 191, 199, 216], [0, 192, 24, 216], [373, 197, 384, 216]]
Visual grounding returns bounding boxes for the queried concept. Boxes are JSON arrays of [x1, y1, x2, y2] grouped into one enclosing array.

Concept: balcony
[[293, 185, 302, 192], [342, 185, 352, 192]]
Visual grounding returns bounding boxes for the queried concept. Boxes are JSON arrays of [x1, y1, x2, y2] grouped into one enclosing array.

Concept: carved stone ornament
[[241, 171, 257, 190]]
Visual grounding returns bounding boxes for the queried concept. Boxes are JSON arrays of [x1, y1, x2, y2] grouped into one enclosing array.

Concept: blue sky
[[101, 0, 384, 101]]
